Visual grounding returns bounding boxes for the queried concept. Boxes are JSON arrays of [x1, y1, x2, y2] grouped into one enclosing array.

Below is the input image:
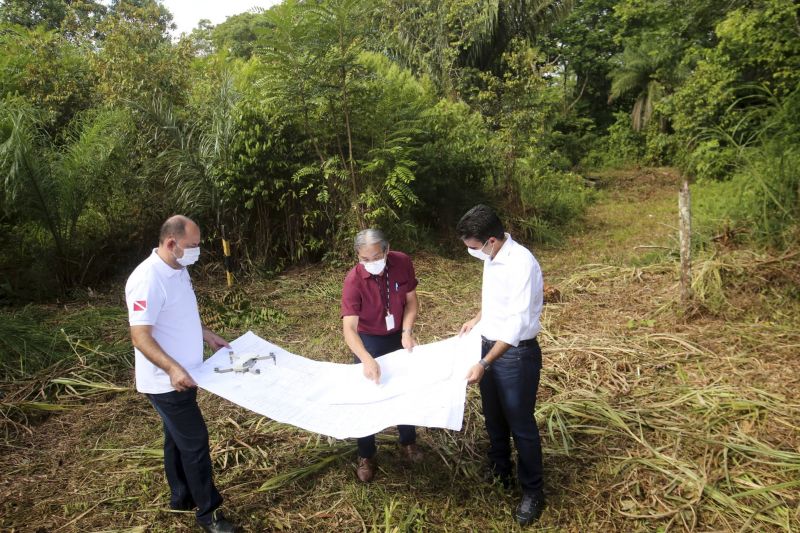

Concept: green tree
[[141, 70, 241, 230], [0, 0, 68, 29], [211, 12, 273, 59], [670, 0, 800, 179], [607, 0, 754, 151], [258, 0, 409, 229], [187, 19, 215, 56], [377, 0, 480, 96], [376, 0, 574, 97], [542, 0, 622, 129], [92, 0, 191, 105], [0, 97, 129, 288], [0, 24, 97, 130], [59, 0, 107, 43], [713, 0, 800, 96], [608, 42, 671, 132], [460, 0, 575, 72]]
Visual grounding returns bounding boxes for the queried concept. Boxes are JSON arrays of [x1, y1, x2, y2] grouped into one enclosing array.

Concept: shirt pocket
[[394, 280, 410, 299]]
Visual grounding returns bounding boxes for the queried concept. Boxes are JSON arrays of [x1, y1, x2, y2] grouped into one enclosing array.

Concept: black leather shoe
[[197, 509, 239, 533], [515, 492, 545, 526]]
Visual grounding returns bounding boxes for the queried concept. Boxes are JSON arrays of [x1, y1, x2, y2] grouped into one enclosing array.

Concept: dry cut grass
[[1, 168, 799, 532]]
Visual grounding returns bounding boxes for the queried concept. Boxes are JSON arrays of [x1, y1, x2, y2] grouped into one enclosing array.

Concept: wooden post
[[221, 225, 234, 288], [679, 179, 692, 304]]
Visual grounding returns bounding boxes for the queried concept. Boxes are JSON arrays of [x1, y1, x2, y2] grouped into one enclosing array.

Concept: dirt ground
[[1, 168, 798, 532]]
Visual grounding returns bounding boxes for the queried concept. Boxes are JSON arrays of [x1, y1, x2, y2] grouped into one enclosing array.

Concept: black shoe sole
[[515, 504, 545, 525], [515, 513, 543, 526]]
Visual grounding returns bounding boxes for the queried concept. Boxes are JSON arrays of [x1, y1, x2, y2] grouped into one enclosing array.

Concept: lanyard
[[373, 265, 391, 316]]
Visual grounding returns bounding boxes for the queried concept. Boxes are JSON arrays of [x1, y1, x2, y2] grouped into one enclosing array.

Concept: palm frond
[[0, 98, 52, 217]]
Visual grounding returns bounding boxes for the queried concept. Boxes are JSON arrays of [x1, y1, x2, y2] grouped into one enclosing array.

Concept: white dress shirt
[[480, 233, 543, 346]]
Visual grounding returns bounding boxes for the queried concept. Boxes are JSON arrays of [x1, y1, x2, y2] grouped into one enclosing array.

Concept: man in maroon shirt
[[341, 228, 423, 482]]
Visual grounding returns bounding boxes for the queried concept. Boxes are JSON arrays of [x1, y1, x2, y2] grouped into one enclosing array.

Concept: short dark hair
[[159, 215, 189, 244], [456, 204, 505, 242]]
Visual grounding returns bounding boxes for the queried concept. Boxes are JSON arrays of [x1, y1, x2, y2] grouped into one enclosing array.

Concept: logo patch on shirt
[[133, 300, 147, 312]]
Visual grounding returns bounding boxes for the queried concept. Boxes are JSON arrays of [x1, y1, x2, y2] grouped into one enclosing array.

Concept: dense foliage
[[0, 0, 797, 299]]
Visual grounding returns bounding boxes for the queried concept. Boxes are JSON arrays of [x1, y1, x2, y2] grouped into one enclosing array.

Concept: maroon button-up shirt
[[341, 251, 418, 335]]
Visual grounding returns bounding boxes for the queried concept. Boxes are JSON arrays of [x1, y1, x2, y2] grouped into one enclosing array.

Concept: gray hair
[[354, 228, 388, 253]]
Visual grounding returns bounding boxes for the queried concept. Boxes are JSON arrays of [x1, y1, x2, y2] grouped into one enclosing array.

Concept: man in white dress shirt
[[457, 204, 546, 526]]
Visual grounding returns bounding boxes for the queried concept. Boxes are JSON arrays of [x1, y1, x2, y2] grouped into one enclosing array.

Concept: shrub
[[694, 143, 799, 247], [510, 154, 593, 243], [680, 138, 740, 181], [586, 112, 645, 168]]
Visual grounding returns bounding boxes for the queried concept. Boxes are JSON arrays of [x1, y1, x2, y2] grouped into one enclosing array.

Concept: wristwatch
[[478, 358, 491, 370]]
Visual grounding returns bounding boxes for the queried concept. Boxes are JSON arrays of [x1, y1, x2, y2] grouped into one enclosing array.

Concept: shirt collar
[[489, 233, 515, 264], [150, 248, 182, 278], [358, 251, 391, 279]]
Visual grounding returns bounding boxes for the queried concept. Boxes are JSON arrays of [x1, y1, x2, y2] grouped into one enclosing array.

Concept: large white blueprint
[[192, 328, 482, 439]]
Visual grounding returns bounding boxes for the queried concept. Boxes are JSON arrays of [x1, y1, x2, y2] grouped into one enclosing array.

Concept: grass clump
[[0, 308, 67, 380]]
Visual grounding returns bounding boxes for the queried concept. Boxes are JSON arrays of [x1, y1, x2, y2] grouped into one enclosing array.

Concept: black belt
[[481, 335, 537, 347]]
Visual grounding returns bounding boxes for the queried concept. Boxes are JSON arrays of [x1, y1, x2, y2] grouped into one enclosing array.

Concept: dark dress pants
[[479, 337, 544, 494], [147, 388, 222, 524], [354, 331, 416, 458]]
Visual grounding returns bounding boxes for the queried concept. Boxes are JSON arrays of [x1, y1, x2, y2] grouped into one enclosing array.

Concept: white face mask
[[175, 244, 200, 267], [362, 257, 386, 275], [467, 240, 491, 261]]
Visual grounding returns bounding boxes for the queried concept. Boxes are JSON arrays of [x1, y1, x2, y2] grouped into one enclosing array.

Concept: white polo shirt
[[480, 233, 543, 347], [125, 249, 204, 394]]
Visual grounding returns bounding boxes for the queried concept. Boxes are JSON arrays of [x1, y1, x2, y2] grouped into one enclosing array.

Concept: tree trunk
[[300, 87, 325, 166], [679, 179, 692, 305]]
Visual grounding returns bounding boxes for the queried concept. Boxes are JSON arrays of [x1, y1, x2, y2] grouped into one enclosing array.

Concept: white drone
[[214, 351, 276, 374]]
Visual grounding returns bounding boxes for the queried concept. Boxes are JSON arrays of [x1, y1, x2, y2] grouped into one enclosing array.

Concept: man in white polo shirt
[[457, 204, 546, 526], [125, 215, 238, 533]]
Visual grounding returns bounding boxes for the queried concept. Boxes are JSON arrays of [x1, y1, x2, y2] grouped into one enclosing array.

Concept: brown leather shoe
[[356, 456, 376, 482], [400, 443, 423, 463]]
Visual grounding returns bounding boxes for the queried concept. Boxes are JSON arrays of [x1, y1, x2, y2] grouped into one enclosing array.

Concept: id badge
[[385, 313, 395, 331]]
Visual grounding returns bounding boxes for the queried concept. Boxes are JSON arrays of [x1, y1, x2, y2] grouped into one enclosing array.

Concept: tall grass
[[693, 86, 800, 247], [0, 306, 131, 437], [511, 156, 594, 243], [0, 309, 66, 380]]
